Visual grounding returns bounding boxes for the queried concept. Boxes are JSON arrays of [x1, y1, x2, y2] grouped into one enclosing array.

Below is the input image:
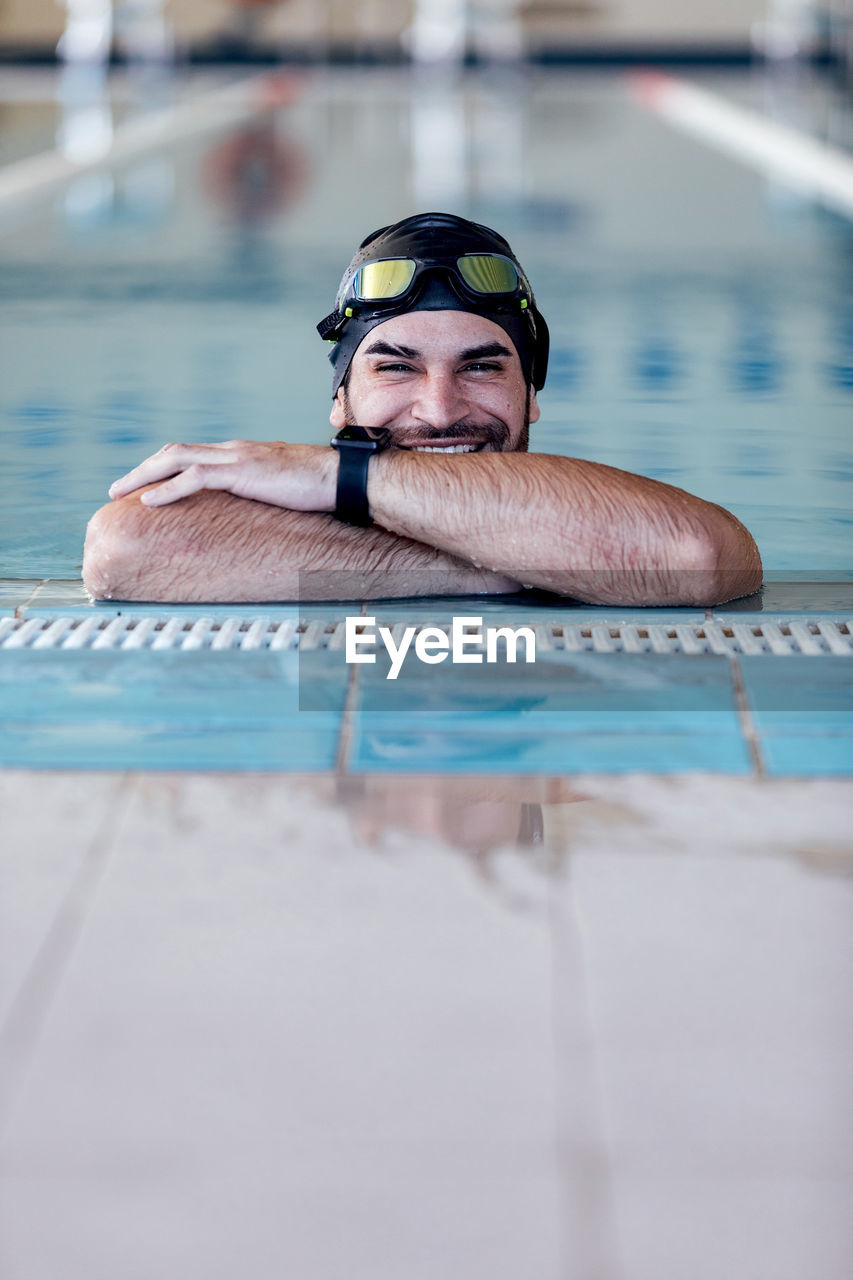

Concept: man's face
[[329, 310, 539, 453]]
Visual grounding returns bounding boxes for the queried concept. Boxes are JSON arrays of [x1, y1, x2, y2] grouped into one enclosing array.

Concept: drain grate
[[1, 615, 851, 656]]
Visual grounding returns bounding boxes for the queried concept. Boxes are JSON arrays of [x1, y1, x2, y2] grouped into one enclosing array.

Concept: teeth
[[413, 444, 477, 453]]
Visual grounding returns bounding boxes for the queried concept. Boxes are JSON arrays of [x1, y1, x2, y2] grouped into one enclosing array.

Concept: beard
[[342, 386, 530, 453]]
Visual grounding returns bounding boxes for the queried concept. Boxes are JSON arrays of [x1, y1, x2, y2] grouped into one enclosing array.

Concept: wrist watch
[[330, 425, 392, 526]]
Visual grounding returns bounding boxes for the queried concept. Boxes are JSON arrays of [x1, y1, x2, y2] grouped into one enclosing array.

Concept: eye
[[376, 362, 415, 373], [463, 361, 502, 373]]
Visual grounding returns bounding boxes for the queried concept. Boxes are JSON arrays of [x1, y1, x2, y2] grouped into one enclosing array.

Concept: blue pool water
[[1, 67, 851, 580]]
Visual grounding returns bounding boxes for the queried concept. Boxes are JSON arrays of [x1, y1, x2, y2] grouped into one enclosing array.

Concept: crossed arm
[[82, 440, 763, 605]]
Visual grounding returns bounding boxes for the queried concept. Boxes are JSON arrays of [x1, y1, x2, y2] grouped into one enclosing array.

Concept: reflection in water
[[57, 58, 176, 232], [329, 774, 600, 882], [827, 293, 853, 390], [56, 61, 113, 165], [201, 108, 309, 283], [311, 772, 853, 888], [202, 114, 309, 227], [728, 291, 785, 394], [409, 70, 468, 208]]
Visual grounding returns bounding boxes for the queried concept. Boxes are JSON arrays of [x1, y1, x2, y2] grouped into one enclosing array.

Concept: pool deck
[[1, 766, 852, 1280]]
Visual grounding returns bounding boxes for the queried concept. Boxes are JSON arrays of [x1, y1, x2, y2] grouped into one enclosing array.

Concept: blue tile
[[348, 652, 740, 734], [761, 735, 853, 777], [739, 656, 853, 733], [0, 648, 347, 770], [0, 723, 339, 771], [0, 650, 349, 723], [350, 728, 753, 775]]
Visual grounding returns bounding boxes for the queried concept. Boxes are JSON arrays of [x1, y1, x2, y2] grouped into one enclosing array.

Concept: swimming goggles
[[318, 253, 533, 339]]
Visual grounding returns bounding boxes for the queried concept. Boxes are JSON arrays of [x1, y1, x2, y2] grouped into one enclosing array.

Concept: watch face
[[334, 425, 391, 447]]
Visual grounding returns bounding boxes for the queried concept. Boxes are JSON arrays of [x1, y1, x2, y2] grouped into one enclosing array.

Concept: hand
[[108, 440, 338, 512]]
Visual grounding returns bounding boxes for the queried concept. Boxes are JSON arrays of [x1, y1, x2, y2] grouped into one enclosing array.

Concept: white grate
[[1, 615, 851, 655]]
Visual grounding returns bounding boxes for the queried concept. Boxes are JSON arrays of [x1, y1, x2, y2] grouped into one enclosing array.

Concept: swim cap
[[317, 212, 549, 396]]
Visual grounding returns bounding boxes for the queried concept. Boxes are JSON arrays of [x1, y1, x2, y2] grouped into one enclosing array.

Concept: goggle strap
[[316, 311, 342, 340], [318, 294, 532, 342]]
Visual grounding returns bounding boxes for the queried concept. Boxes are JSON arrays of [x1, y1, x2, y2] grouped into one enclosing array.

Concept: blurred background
[[0, 0, 850, 66]]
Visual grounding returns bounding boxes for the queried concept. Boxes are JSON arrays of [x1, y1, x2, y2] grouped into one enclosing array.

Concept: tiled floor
[[1, 770, 851, 1280]]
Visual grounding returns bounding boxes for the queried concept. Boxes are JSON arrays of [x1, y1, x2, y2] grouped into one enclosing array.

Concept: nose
[[411, 370, 469, 431]]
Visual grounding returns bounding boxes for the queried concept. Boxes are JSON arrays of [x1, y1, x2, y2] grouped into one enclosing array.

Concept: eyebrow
[[459, 342, 513, 362], [363, 340, 513, 362], [363, 341, 422, 359]]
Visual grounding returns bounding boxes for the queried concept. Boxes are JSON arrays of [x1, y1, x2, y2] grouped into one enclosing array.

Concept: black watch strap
[[335, 446, 374, 527], [330, 426, 391, 527]]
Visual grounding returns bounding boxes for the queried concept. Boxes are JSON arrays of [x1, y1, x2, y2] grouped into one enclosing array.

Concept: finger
[[138, 463, 227, 507], [109, 445, 230, 498], [109, 445, 190, 498]]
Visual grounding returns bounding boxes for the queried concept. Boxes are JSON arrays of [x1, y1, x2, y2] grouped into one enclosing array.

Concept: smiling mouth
[[397, 441, 487, 453]]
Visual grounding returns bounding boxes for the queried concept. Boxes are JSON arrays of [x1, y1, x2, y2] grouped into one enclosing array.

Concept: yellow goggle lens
[[353, 259, 417, 301], [457, 254, 519, 294]]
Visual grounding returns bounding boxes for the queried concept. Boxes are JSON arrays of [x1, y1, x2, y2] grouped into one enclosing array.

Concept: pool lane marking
[[630, 70, 853, 221], [0, 72, 301, 212]]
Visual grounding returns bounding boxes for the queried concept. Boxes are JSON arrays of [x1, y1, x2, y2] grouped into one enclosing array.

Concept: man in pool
[[82, 212, 762, 605]]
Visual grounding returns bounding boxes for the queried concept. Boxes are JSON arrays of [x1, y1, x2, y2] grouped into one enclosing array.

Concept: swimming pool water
[[0, 67, 851, 579]]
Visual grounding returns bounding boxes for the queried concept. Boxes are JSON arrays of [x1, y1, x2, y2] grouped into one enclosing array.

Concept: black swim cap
[[317, 212, 549, 396]]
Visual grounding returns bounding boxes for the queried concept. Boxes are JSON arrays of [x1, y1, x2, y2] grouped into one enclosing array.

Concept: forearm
[[367, 451, 762, 606], [82, 489, 519, 603], [94, 439, 762, 606]]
